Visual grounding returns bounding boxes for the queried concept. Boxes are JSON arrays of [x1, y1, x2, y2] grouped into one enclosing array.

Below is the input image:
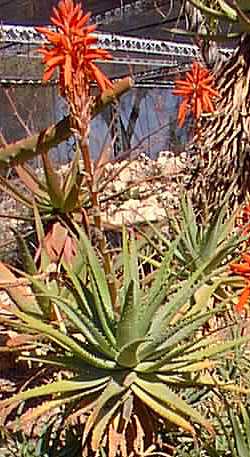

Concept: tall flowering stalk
[[36, 0, 113, 178], [173, 61, 219, 222], [36, 0, 113, 177], [36, 0, 116, 304]]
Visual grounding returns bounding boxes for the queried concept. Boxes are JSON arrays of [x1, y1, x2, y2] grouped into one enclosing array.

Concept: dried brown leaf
[[0, 261, 38, 313]]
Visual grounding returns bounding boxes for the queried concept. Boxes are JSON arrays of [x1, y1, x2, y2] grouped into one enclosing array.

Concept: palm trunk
[[190, 34, 250, 215]]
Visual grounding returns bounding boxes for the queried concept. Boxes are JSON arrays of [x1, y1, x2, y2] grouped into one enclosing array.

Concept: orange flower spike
[[199, 67, 210, 78], [36, 27, 62, 45], [242, 253, 250, 264], [202, 92, 215, 112], [235, 285, 250, 313], [36, 0, 113, 94], [74, 13, 92, 32], [194, 95, 202, 120], [64, 54, 73, 89], [200, 74, 216, 85], [83, 24, 97, 34], [43, 66, 58, 82], [230, 262, 250, 274], [58, 0, 72, 17], [87, 62, 113, 91], [51, 5, 63, 23], [177, 97, 190, 127], [173, 61, 219, 127], [201, 86, 219, 98]]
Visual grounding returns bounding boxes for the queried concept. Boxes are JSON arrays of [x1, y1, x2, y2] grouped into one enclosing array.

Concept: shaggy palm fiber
[[189, 34, 250, 216]]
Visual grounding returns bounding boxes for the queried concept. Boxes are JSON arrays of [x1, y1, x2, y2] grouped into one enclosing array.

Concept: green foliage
[[0, 205, 87, 320], [170, 394, 250, 456], [0, 146, 87, 217], [167, 0, 250, 42], [0, 221, 248, 455], [138, 196, 243, 286], [229, 404, 250, 457], [188, 0, 250, 36], [212, 402, 250, 457]]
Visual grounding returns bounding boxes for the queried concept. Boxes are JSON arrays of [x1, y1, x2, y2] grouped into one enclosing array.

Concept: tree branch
[[188, 0, 236, 20], [0, 77, 134, 169]]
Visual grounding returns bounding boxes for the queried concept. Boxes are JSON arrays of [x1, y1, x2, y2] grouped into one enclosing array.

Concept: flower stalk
[[36, 0, 119, 307]]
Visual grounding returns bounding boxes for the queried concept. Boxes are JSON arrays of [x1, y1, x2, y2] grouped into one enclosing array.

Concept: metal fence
[[0, 80, 188, 168]]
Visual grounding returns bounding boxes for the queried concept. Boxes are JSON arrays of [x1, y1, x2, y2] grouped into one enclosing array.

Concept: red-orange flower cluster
[[230, 253, 250, 313], [173, 61, 219, 127], [36, 0, 113, 95]]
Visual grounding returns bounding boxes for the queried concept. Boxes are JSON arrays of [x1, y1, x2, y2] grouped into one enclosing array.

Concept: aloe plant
[[137, 196, 243, 283], [0, 222, 248, 456], [211, 401, 250, 457], [0, 126, 114, 266], [168, 196, 242, 275], [0, 208, 87, 321], [0, 144, 89, 217], [0, 138, 91, 269], [228, 404, 250, 457], [195, 402, 250, 457]]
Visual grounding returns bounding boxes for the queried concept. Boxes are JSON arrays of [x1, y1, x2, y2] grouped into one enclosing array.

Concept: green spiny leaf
[[138, 311, 213, 365], [116, 338, 146, 368], [32, 202, 50, 272], [0, 261, 41, 315], [13, 229, 37, 275], [62, 144, 81, 196], [15, 164, 48, 198], [116, 281, 142, 348], [91, 399, 122, 451], [130, 383, 195, 434], [230, 409, 249, 456], [51, 295, 118, 358], [76, 224, 115, 326], [2, 378, 109, 406], [12, 307, 117, 370], [241, 404, 250, 451], [183, 336, 250, 362], [41, 150, 64, 209], [188, 0, 236, 20], [62, 260, 92, 318], [144, 237, 178, 328], [135, 374, 213, 433], [83, 381, 125, 447]]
